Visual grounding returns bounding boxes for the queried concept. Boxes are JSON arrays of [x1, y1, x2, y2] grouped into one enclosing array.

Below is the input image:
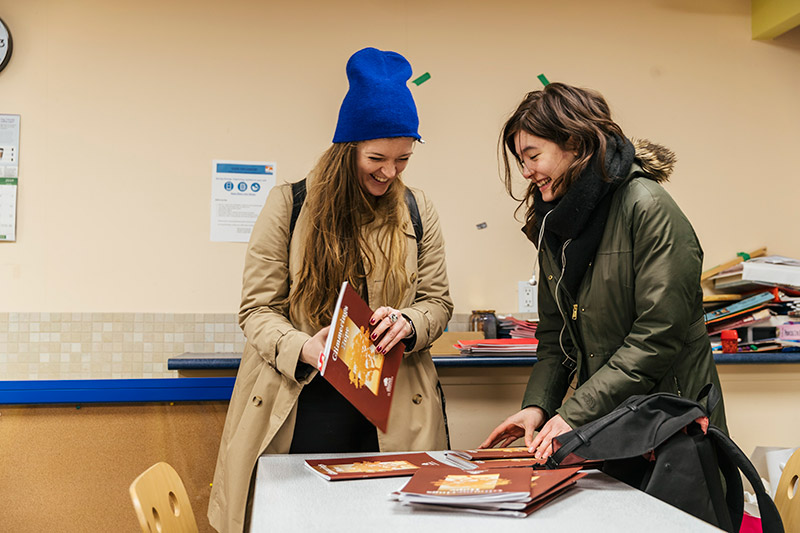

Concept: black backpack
[[546, 384, 783, 533]]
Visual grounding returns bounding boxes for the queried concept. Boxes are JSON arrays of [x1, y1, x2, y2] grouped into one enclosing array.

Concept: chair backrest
[[129, 462, 199, 533], [774, 448, 800, 533]]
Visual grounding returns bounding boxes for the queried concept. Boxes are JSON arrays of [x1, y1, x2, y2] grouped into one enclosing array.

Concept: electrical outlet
[[518, 281, 537, 313]]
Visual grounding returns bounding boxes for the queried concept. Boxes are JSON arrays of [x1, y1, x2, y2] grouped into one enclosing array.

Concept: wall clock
[[0, 18, 12, 73]]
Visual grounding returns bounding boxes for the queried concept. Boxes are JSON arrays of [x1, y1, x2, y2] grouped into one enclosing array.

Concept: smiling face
[[355, 137, 415, 197], [514, 130, 576, 202]]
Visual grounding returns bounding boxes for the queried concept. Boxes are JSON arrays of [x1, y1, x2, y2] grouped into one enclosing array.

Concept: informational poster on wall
[[210, 160, 276, 242], [0, 114, 20, 242]]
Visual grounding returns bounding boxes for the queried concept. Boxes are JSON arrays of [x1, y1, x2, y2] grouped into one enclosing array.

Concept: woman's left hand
[[528, 414, 572, 459], [369, 307, 412, 355]]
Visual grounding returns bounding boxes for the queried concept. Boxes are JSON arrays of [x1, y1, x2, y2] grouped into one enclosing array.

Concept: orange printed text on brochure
[[433, 473, 511, 493], [331, 460, 418, 474], [339, 319, 384, 395]]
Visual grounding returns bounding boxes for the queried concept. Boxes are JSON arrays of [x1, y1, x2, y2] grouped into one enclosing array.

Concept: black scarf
[[524, 134, 635, 297]]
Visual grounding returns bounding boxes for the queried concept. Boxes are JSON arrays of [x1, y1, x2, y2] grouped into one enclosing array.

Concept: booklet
[[316, 281, 404, 432], [305, 452, 444, 481], [446, 457, 547, 470], [445, 446, 538, 461], [445, 447, 599, 470]]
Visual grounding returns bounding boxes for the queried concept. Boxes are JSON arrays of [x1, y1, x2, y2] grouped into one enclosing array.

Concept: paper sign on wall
[[210, 160, 275, 243], [0, 114, 20, 242]]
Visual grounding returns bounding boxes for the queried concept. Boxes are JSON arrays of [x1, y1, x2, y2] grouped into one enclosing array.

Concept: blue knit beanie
[[332, 47, 421, 143]]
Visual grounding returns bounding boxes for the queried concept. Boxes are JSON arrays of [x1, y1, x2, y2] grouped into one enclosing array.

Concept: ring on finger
[[388, 312, 399, 324]]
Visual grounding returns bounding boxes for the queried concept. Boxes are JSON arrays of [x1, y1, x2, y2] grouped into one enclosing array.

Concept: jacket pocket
[[683, 316, 708, 344]]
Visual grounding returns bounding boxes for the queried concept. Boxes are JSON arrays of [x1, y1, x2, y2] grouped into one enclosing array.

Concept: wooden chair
[[129, 462, 199, 533], [774, 447, 800, 533]]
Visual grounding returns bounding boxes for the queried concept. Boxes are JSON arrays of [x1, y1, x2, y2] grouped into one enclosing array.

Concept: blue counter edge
[[4, 352, 799, 406], [167, 352, 800, 370], [0, 377, 235, 405]]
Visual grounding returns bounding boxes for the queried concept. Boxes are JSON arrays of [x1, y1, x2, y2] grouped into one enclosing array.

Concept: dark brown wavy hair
[[288, 142, 410, 330], [499, 82, 626, 222]]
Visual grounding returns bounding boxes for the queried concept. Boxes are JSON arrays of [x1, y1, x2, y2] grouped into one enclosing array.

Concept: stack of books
[[709, 255, 800, 292]]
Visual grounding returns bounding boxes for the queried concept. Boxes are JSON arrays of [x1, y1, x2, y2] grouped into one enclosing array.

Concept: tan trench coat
[[208, 181, 453, 532]]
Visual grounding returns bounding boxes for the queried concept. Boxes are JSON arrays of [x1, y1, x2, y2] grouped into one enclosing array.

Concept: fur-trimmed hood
[[632, 139, 676, 183]]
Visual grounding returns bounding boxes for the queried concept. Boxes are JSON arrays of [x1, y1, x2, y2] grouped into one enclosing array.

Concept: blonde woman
[[209, 47, 453, 532]]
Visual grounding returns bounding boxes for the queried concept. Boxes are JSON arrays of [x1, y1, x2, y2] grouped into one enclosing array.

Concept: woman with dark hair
[[209, 47, 453, 532], [481, 82, 726, 458]]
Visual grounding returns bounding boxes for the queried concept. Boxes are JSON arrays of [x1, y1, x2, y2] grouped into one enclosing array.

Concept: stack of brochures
[[497, 315, 538, 339], [391, 465, 585, 518]]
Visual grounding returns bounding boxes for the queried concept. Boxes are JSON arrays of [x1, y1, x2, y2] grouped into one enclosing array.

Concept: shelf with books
[[703, 286, 800, 357]]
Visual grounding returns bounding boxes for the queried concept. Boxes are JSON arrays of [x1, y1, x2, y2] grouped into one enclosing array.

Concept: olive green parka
[[522, 141, 727, 432]]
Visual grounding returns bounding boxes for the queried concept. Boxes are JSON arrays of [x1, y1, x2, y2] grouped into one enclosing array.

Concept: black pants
[[289, 374, 379, 453]]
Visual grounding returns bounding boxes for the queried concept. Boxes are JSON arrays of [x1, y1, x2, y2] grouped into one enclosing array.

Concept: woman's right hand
[[299, 326, 331, 368], [478, 406, 546, 450]]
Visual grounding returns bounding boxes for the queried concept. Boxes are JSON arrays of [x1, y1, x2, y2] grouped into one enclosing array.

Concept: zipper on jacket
[[551, 238, 577, 375], [572, 304, 578, 320], [538, 213, 578, 376]]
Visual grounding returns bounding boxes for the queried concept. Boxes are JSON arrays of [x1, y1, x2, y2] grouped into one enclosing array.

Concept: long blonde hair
[[289, 142, 410, 330]]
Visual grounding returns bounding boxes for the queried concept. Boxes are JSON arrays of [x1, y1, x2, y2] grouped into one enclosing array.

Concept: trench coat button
[[410, 272, 418, 283], [412, 394, 423, 405], [252, 396, 263, 406], [547, 275, 553, 281]]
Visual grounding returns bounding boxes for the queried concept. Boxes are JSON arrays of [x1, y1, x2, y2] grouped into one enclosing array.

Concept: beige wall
[[1, 0, 798, 315]]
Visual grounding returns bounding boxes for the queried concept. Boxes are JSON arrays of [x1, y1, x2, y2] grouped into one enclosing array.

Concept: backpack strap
[[289, 179, 307, 239], [708, 426, 785, 533], [695, 382, 720, 416], [289, 179, 423, 248], [404, 187, 423, 247], [547, 399, 642, 468]]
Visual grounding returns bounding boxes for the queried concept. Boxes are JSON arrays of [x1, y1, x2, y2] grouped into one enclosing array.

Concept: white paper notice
[[0, 177, 17, 241], [0, 114, 20, 242], [210, 160, 275, 242]]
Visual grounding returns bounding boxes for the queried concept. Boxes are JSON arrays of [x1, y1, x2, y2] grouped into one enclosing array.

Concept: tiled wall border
[[0, 313, 246, 380], [0, 312, 533, 380]]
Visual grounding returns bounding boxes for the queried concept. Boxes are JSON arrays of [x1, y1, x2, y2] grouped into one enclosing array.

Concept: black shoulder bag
[[546, 384, 783, 533]]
